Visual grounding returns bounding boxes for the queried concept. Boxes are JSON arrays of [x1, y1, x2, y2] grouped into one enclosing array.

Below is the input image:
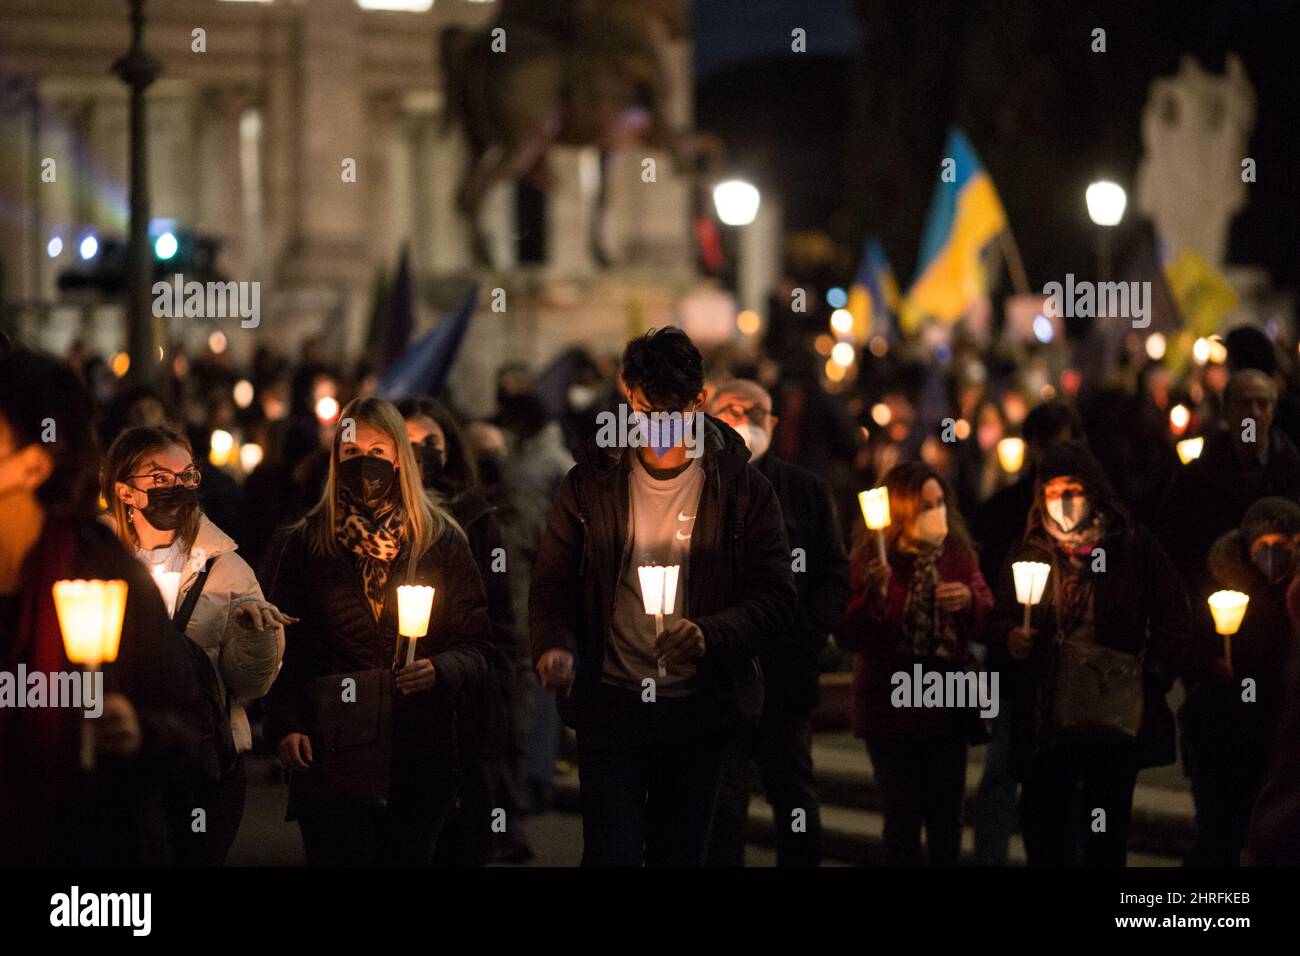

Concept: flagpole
[[998, 229, 1031, 297]]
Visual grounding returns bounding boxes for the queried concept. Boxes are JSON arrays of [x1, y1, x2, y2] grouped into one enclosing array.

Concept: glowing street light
[[712, 179, 761, 227]]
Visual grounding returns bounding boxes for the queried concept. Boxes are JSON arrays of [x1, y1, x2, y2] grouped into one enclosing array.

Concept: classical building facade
[[0, 0, 706, 411]]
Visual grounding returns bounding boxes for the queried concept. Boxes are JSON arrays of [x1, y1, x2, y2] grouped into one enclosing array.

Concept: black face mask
[[140, 485, 199, 532], [418, 442, 447, 490], [338, 455, 396, 507]]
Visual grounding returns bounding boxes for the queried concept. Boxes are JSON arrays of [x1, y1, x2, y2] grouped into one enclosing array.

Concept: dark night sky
[[694, 0, 1300, 295]]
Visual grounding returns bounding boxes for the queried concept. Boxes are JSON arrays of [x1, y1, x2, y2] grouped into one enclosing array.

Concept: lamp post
[[1085, 180, 1126, 283], [113, 0, 162, 386]]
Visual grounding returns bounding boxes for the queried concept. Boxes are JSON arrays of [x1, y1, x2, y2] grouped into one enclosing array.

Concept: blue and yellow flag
[[846, 238, 901, 344], [903, 127, 1008, 332]]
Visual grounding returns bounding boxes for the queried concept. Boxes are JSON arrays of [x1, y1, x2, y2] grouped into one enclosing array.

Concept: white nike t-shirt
[[602, 451, 705, 696]]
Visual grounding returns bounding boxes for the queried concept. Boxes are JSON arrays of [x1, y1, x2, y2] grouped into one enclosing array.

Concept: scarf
[[898, 540, 960, 660], [336, 491, 405, 621], [1041, 512, 1106, 641]]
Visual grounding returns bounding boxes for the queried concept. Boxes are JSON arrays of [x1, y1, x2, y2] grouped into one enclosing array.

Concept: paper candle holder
[[52, 579, 128, 668], [1176, 437, 1204, 465], [397, 585, 435, 638], [1012, 561, 1051, 606], [150, 567, 182, 618], [638, 565, 680, 678], [1207, 590, 1249, 636], [858, 487, 891, 531], [997, 437, 1026, 474]]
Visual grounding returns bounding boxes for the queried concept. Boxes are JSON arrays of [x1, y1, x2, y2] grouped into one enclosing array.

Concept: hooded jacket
[[986, 442, 1191, 776], [529, 415, 796, 730]]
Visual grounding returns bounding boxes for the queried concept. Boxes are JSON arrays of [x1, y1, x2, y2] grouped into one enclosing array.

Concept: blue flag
[[377, 285, 478, 400]]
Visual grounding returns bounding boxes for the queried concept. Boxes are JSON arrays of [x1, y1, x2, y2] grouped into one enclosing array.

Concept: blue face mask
[[633, 410, 696, 459]]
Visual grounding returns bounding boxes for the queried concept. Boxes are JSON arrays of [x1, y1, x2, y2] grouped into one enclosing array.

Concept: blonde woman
[[103, 424, 288, 865], [264, 397, 493, 865]]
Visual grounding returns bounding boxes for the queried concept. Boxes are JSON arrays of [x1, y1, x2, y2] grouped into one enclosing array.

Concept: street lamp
[[113, 0, 162, 386], [1086, 180, 1126, 282], [712, 179, 760, 227]]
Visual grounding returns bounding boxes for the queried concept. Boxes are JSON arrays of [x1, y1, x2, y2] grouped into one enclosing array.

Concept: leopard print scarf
[[337, 491, 406, 620]]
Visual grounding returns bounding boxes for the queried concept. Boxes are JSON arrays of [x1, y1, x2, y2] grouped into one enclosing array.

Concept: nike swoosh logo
[[678, 512, 695, 522], [675, 530, 691, 540]]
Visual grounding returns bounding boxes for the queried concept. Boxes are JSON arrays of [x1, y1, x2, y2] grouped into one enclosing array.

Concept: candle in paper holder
[[858, 487, 891, 564], [52, 579, 128, 770], [395, 584, 435, 668], [1011, 560, 1051, 630], [997, 437, 1026, 474], [150, 566, 182, 618], [638, 564, 680, 678], [1208, 589, 1249, 671]]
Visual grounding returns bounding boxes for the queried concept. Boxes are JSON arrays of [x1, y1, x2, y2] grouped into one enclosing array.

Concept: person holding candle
[[399, 397, 531, 865], [264, 397, 492, 865], [834, 462, 993, 866], [530, 328, 796, 866], [1179, 497, 1300, 866], [102, 425, 289, 865], [705, 379, 851, 868], [989, 441, 1190, 866], [0, 348, 203, 865]]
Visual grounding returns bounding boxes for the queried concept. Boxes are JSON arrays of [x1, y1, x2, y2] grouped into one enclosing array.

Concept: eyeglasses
[[127, 467, 202, 490], [714, 402, 771, 427]]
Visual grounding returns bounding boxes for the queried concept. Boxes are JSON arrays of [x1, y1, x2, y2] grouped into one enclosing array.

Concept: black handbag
[[1051, 638, 1144, 739], [286, 667, 394, 819]]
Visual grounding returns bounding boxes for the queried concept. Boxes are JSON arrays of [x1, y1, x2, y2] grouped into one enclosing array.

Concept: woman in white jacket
[[103, 425, 290, 864]]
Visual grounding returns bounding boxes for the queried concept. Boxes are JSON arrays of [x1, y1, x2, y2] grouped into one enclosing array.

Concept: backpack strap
[[174, 554, 220, 634]]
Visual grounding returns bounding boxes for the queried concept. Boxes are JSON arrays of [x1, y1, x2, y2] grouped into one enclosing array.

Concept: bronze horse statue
[[440, 0, 722, 266]]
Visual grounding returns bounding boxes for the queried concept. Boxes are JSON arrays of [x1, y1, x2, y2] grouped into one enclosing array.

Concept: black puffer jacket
[[263, 520, 493, 756], [529, 416, 797, 731]]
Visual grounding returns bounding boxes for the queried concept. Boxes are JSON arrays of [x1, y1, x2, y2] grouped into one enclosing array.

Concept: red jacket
[[836, 537, 993, 739]]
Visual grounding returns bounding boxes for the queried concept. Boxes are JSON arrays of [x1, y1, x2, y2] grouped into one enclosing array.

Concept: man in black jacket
[[704, 379, 849, 867], [1157, 370, 1300, 599], [530, 329, 796, 866]]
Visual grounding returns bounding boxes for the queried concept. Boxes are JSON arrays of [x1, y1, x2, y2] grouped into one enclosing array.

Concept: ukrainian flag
[[846, 238, 901, 344], [903, 127, 1008, 332]]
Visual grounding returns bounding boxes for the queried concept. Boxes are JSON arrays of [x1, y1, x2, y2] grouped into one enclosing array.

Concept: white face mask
[[1047, 494, 1090, 533], [914, 504, 948, 546], [736, 423, 770, 461]]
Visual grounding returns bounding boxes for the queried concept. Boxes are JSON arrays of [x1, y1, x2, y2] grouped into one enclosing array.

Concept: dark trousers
[[865, 734, 968, 866], [1019, 740, 1138, 866], [1184, 737, 1266, 867], [577, 683, 731, 866], [172, 754, 247, 866], [299, 749, 460, 866], [709, 709, 821, 866]]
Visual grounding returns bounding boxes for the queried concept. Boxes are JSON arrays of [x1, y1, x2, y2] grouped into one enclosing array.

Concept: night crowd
[[2, 309, 1300, 868]]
